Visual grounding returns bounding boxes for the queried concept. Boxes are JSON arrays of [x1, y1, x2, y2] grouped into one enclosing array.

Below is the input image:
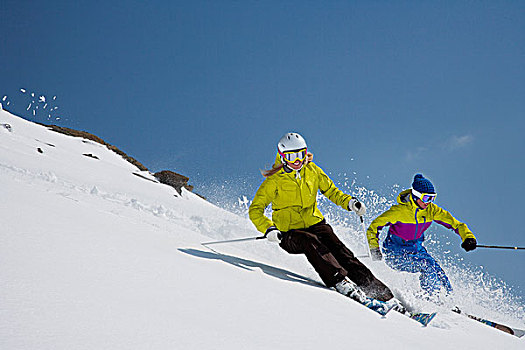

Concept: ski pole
[[201, 235, 266, 246], [476, 244, 525, 250], [359, 215, 371, 259]]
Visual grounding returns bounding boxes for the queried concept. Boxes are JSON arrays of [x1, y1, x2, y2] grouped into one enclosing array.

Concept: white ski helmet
[[277, 132, 307, 153], [277, 132, 308, 169]]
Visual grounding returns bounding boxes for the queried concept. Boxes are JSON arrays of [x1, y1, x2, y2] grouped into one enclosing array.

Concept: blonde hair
[[261, 153, 313, 178]]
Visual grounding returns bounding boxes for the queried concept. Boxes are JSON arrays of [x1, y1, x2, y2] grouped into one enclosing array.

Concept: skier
[[366, 174, 477, 296], [249, 132, 403, 311]]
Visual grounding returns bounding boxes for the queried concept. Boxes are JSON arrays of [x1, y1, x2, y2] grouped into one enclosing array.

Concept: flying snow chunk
[[20, 88, 26, 93], [39, 95, 46, 103], [2, 95, 6, 101]]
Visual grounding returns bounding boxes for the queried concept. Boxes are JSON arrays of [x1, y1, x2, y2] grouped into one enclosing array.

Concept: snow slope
[[0, 109, 523, 349]]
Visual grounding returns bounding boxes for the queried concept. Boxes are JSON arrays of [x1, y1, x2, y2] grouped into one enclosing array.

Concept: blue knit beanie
[[412, 174, 435, 194]]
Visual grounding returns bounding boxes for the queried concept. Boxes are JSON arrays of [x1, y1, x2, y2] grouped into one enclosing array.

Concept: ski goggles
[[278, 148, 308, 164], [411, 188, 437, 203]]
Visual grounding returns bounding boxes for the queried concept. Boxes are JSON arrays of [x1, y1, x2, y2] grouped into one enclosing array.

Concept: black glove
[[370, 247, 383, 261], [461, 238, 477, 252]]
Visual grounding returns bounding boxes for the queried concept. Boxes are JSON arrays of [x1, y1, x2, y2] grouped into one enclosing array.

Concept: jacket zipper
[[414, 208, 427, 240], [414, 208, 419, 240]]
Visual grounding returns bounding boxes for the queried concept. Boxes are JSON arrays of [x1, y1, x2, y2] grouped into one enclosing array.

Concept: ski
[[388, 293, 436, 326], [453, 307, 525, 338], [361, 297, 396, 316], [408, 312, 437, 327], [335, 290, 395, 316]]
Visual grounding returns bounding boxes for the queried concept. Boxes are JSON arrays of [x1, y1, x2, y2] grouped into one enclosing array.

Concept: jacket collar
[[280, 165, 304, 179], [398, 189, 433, 211], [398, 189, 419, 210]]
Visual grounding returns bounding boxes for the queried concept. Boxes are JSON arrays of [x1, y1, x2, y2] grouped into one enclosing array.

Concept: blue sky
[[2, 1, 524, 298]]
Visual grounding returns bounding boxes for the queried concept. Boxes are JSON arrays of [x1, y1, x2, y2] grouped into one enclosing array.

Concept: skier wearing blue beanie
[[366, 174, 477, 297]]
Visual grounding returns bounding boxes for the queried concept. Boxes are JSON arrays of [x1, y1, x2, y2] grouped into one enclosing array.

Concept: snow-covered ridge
[[42, 123, 149, 171], [0, 109, 523, 349]]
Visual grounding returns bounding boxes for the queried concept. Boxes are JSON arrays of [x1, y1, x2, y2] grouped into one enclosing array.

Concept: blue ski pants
[[382, 234, 453, 296]]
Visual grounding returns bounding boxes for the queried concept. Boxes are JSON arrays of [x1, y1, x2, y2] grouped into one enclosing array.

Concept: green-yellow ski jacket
[[366, 189, 476, 249], [249, 160, 353, 233]]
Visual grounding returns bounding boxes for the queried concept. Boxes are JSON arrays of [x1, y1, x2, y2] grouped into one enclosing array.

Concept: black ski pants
[[279, 220, 394, 301]]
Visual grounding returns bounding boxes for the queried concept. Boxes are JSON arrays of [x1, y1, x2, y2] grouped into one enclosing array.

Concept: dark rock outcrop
[[83, 153, 99, 159], [154, 170, 194, 195]]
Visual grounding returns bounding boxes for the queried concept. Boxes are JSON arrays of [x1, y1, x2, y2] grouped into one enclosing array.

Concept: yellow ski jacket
[[249, 160, 353, 233], [366, 189, 476, 249]]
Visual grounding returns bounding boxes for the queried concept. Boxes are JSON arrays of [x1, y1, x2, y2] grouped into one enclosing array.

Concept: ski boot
[[385, 298, 408, 314], [335, 277, 393, 316], [335, 277, 367, 303]]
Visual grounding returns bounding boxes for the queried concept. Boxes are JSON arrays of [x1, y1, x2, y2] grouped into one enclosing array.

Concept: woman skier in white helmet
[[249, 132, 404, 311]]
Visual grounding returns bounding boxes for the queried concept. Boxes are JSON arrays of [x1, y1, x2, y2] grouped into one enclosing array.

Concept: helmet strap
[[281, 158, 305, 174]]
